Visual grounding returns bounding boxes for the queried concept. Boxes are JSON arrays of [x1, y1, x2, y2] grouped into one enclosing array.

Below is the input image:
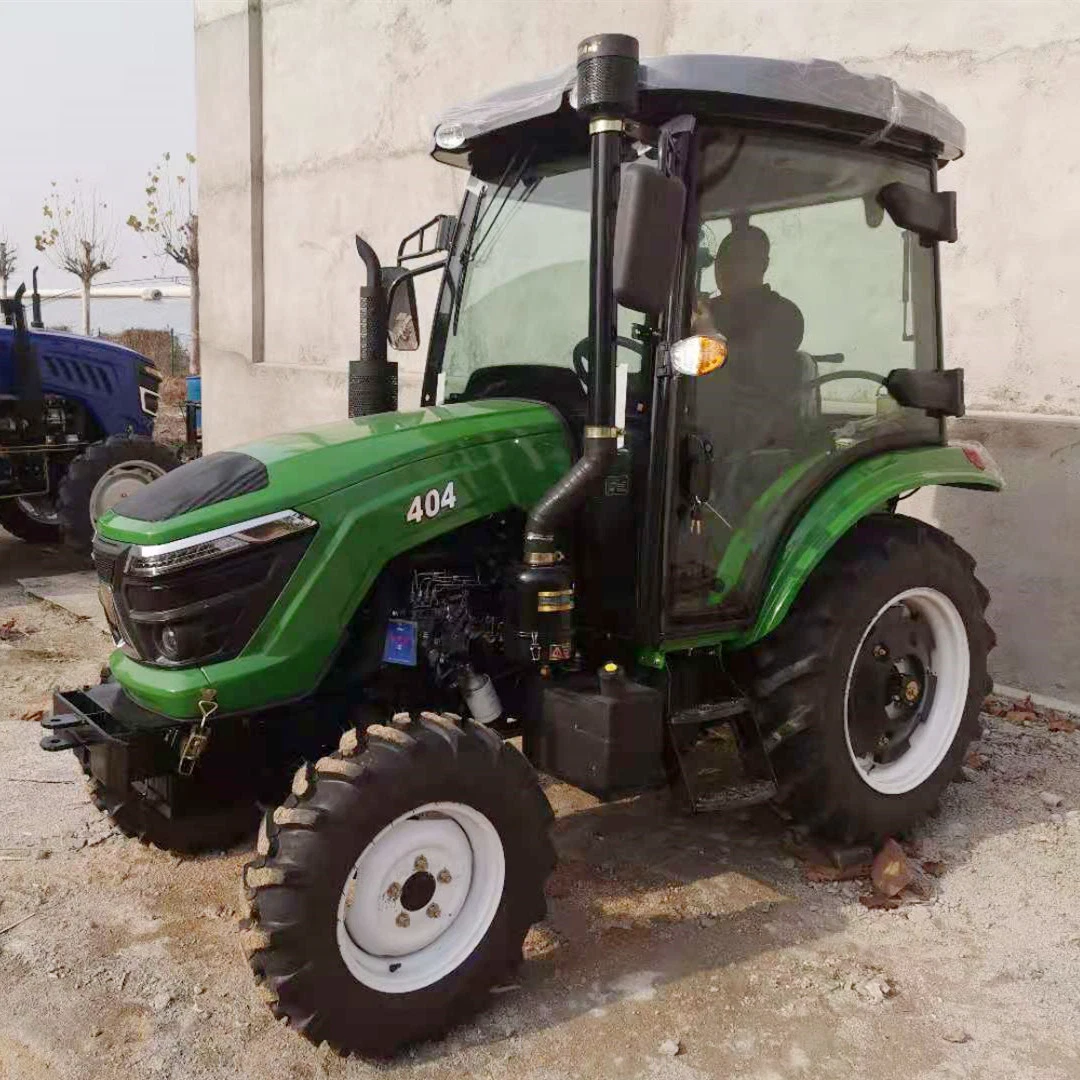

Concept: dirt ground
[[3, 532, 1080, 1080]]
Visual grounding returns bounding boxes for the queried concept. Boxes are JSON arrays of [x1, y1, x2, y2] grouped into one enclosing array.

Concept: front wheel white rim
[[843, 587, 970, 795], [336, 801, 505, 994]]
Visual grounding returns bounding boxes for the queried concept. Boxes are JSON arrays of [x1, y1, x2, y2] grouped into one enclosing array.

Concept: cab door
[[661, 129, 943, 636]]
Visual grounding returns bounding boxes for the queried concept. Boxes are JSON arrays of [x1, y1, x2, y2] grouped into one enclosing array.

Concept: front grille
[[92, 536, 128, 586], [91, 537, 131, 648], [93, 549, 118, 585]]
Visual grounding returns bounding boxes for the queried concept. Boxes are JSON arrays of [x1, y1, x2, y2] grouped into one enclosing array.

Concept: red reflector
[[962, 446, 987, 470]]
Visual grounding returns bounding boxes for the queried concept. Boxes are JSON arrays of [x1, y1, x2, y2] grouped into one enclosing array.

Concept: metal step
[[669, 697, 749, 727], [667, 699, 776, 813]]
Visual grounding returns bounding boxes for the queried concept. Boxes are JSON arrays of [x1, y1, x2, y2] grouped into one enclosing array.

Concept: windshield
[[437, 159, 639, 400]]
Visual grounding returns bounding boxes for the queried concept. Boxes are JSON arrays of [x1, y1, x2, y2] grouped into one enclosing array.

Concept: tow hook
[[178, 689, 218, 776]]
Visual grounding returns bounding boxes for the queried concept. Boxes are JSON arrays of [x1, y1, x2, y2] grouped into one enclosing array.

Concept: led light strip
[[125, 510, 317, 578], [129, 509, 314, 559]]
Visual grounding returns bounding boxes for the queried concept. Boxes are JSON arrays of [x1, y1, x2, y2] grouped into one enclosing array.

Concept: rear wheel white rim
[[843, 587, 970, 795], [336, 801, 504, 994]]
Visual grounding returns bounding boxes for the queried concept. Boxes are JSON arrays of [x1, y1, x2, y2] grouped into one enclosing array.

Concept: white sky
[[0, 0, 195, 292]]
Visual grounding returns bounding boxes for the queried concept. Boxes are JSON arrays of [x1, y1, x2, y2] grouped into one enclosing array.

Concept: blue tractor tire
[[0, 498, 62, 544]]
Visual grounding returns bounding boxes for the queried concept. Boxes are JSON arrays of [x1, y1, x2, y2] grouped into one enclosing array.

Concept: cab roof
[[432, 54, 964, 167]]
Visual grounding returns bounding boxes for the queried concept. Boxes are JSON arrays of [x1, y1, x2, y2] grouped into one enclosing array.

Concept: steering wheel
[[572, 335, 645, 384], [805, 369, 886, 391]]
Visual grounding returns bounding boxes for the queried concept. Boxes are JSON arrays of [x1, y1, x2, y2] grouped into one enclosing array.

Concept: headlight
[[95, 511, 317, 669], [137, 363, 162, 416]]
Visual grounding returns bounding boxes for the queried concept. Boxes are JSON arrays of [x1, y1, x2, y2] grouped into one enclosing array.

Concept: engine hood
[[97, 399, 565, 545]]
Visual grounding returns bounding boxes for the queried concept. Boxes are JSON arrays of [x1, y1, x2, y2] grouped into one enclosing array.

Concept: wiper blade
[[451, 147, 538, 337], [471, 149, 536, 259], [451, 188, 485, 336]]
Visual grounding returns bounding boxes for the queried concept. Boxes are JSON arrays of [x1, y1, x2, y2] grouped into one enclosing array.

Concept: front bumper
[[41, 682, 189, 790]]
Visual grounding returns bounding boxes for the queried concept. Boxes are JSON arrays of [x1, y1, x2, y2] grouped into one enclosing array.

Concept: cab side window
[[667, 132, 941, 623]]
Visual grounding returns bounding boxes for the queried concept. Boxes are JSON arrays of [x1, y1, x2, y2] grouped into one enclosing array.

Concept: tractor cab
[[396, 45, 967, 654]]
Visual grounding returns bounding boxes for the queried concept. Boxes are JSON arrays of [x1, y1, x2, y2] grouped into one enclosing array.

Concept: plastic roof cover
[[433, 54, 964, 162]]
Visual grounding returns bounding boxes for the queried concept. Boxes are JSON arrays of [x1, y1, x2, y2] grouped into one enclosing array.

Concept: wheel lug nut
[[396, 912, 411, 928], [414, 855, 428, 872], [426, 904, 440, 919], [386, 882, 401, 901], [437, 868, 452, 885]]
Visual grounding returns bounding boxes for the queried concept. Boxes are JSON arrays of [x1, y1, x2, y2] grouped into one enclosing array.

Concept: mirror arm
[[397, 215, 458, 264], [384, 257, 448, 311]]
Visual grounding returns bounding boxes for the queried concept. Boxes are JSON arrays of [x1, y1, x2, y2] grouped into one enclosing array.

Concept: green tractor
[[43, 36, 1000, 1055]]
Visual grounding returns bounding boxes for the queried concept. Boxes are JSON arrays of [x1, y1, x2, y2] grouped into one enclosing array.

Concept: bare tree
[[128, 152, 199, 374], [35, 182, 117, 334], [0, 234, 15, 299]]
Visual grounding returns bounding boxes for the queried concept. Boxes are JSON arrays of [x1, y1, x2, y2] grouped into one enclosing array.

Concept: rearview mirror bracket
[[397, 214, 459, 264]]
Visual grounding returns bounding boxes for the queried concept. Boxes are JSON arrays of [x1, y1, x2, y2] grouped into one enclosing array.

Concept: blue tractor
[[0, 282, 179, 552]]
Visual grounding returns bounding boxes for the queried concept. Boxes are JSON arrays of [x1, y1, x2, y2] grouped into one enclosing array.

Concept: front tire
[[240, 713, 555, 1056], [57, 435, 178, 553], [80, 758, 261, 853], [744, 514, 993, 843]]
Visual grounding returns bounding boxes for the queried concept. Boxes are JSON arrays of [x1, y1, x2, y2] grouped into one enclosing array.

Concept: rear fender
[[734, 442, 1003, 647]]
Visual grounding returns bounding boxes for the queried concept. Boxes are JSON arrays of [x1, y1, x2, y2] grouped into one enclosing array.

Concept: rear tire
[[743, 514, 993, 843], [57, 435, 178, 553], [240, 712, 555, 1057], [0, 498, 62, 544]]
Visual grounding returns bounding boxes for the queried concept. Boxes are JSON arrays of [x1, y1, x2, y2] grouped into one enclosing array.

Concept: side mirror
[[381, 267, 420, 351], [885, 368, 965, 418], [613, 162, 687, 315], [878, 183, 957, 246]]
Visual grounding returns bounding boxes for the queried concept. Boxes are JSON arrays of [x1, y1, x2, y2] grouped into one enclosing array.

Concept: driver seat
[[453, 364, 587, 452]]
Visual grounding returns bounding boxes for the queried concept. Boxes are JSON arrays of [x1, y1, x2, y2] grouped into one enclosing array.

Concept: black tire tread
[[0, 499, 62, 543], [84, 773, 260, 854]]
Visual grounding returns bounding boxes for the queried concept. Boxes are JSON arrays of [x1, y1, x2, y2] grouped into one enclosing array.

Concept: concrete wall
[[910, 414, 1080, 701], [195, 0, 1080, 699]]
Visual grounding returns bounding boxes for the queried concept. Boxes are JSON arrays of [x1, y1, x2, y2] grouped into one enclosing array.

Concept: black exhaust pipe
[[9, 284, 43, 410], [350, 235, 397, 418], [507, 35, 639, 667], [30, 267, 44, 329]]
